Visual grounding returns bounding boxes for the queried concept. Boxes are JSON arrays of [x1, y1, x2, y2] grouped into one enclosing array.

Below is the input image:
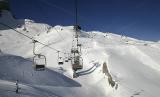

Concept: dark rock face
[[0, 0, 10, 11]]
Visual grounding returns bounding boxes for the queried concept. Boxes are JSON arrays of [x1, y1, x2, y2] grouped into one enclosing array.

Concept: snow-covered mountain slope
[[0, 11, 160, 97]]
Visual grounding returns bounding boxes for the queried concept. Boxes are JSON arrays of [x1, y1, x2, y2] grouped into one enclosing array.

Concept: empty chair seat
[[33, 54, 46, 71], [35, 65, 45, 71], [58, 57, 64, 65]]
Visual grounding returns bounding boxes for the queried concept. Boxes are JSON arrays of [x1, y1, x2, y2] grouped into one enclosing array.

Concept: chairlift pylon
[[71, 0, 83, 78], [74, 25, 81, 38], [74, 25, 81, 31]]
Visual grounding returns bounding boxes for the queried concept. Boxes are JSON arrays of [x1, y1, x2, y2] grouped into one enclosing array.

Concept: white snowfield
[[0, 10, 160, 97]]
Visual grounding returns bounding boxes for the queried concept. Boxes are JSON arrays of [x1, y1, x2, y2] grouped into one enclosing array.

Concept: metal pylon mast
[[75, 0, 79, 49]]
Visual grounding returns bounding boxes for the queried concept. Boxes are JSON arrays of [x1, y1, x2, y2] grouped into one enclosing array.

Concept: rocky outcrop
[[0, 0, 10, 11], [102, 62, 118, 89]]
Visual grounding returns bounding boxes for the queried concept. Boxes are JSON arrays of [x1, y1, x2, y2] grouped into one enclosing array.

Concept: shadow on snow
[[0, 54, 81, 87]]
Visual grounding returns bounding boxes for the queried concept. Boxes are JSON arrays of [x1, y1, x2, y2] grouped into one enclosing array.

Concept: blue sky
[[9, 0, 160, 41]]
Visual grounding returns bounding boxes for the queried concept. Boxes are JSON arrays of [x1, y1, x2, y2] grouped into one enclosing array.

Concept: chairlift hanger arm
[[33, 41, 37, 55]]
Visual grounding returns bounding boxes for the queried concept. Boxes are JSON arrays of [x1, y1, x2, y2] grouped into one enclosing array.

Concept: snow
[[0, 10, 160, 97]]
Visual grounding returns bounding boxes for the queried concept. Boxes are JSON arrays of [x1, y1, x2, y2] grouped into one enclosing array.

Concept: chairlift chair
[[64, 53, 69, 62], [58, 57, 64, 65], [64, 55, 69, 62], [67, 54, 72, 60], [68, 56, 72, 60], [68, 57, 71, 60], [33, 54, 46, 71], [65, 57, 69, 62], [65, 60, 69, 62]]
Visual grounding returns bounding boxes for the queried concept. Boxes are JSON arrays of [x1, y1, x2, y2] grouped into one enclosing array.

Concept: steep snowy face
[[1, 12, 160, 97]]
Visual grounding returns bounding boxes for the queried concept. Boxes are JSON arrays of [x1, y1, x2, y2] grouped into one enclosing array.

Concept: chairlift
[[32, 40, 46, 71], [68, 56, 72, 60], [65, 57, 69, 62], [72, 55, 83, 71], [68, 57, 72, 60], [57, 51, 64, 65], [58, 57, 64, 65], [67, 53, 72, 60], [64, 53, 69, 62], [65, 59, 69, 62], [33, 54, 46, 71]]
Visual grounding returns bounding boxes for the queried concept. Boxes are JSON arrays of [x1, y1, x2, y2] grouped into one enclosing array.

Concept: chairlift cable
[[0, 22, 69, 54], [39, 0, 74, 17], [38, 0, 97, 30], [54, 27, 64, 40], [0, 22, 33, 40], [75, 0, 79, 49], [54, 28, 69, 55]]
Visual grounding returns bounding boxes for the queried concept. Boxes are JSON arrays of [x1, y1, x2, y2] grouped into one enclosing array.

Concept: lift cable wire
[[75, 0, 78, 49], [54, 27, 64, 40], [53, 27, 68, 54], [75, 0, 78, 25], [0, 22, 69, 54], [38, 0, 96, 29], [39, 0, 74, 17], [37, 0, 73, 55], [0, 23, 33, 40]]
